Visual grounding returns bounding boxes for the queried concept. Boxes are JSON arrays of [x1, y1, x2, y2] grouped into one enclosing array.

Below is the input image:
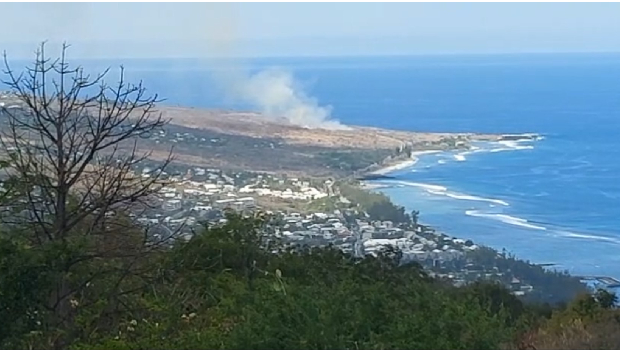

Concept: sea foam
[[392, 181, 509, 206], [445, 193, 509, 206], [465, 210, 547, 231], [454, 153, 467, 161], [497, 140, 535, 150], [556, 231, 620, 245], [393, 181, 447, 192], [448, 139, 535, 161]]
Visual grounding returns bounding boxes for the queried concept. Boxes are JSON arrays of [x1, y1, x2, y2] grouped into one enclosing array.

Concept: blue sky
[[2, 2, 620, 58]]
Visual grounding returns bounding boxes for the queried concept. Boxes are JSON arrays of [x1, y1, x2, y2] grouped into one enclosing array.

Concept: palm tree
[[411, 210, 420, 228]]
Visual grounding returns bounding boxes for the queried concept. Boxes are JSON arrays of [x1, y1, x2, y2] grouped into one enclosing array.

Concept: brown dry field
[[155, 106, 499, 150]]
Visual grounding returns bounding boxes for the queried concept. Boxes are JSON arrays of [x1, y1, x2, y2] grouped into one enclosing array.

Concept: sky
[[2, 2, 620, 58]]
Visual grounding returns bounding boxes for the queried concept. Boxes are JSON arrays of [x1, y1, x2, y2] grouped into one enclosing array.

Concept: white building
[[162, 199, 182, 211]]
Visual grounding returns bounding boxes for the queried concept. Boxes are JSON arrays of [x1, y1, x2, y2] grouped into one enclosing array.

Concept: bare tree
[[0, 42, 174, 346]]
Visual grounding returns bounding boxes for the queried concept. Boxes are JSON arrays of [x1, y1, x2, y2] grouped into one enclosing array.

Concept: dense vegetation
[[2, 213, 619, 350], [466, 247, 588, 305], [338, 182, 412, 223], [317, 149, 394, 173], [305, 181, 408, 218]]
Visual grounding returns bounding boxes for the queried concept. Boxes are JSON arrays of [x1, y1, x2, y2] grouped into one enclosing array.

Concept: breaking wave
[[391, 181, 509, 206], [454, 154, 467, 161], [465, 210, 547, 231], [450, 138, 536, 162], [494, 140, 535, 151], [556, 231, 620, 245], [463, 211, 620, 244]]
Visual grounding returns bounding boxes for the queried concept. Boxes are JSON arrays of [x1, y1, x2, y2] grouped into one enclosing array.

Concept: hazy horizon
[[2, 2, 620, 59]]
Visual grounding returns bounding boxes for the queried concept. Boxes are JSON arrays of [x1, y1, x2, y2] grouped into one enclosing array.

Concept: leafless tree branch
[[0, 42, 175, 346]]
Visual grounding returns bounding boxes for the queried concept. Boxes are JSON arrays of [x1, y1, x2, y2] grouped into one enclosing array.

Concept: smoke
[[203, 4, 348, 130], [234, 67, 350, 129]]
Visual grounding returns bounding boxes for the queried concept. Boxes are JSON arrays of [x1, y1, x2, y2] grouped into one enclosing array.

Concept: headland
[[143, 105, 504, 178]]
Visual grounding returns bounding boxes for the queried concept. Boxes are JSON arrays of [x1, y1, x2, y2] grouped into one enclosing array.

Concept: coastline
[[348, 138, 599, 300], [355, 134, 619, 290], [361, 133, 540, 179], [368, 150, 443, 176], [367, 133, 542, 178], [357, 135, 557, 262]]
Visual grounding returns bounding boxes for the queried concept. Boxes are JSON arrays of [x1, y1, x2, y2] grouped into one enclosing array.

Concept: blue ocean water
[[71, 54, 620, 278]]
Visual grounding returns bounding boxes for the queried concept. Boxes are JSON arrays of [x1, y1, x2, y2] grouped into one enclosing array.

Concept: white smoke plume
[[204, 4, 349, 130], [235, 68, 348, 129]]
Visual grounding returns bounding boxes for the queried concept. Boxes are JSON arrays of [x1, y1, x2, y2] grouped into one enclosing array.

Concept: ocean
[[70, 54, 620, 278]]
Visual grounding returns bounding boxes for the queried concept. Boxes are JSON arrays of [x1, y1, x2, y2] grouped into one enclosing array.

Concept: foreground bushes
[[0, 214, 617, 350]]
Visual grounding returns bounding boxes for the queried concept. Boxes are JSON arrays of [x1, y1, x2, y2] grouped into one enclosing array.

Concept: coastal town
[[125, 158, 546, 297]]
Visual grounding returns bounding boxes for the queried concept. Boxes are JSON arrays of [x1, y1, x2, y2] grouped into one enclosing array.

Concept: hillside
[[0, 93, 503, 177], [121, 106, 500, 177], [157, 106, 499, 149]]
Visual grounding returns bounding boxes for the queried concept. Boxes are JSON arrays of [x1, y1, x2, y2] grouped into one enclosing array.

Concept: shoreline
[[356, 135, 601, 279], [362, 133, 540, 178], [368, 150, 443, 176]]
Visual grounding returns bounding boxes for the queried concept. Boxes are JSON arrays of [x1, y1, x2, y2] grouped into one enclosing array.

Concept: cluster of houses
[[239, 183, 329, 201], [148, 129, 223, 147], [133, 162, 473, 259], [218, 206, 536, 294], [273, 211, 478, 262], [0, 92, 22, 110], [130, 163, 332, 235], [138, 162, 332, 207], [124, 162, 538, 296]]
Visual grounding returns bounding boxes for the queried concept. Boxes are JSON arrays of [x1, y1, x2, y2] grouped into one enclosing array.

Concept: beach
[[369, 150, 443, 176]]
